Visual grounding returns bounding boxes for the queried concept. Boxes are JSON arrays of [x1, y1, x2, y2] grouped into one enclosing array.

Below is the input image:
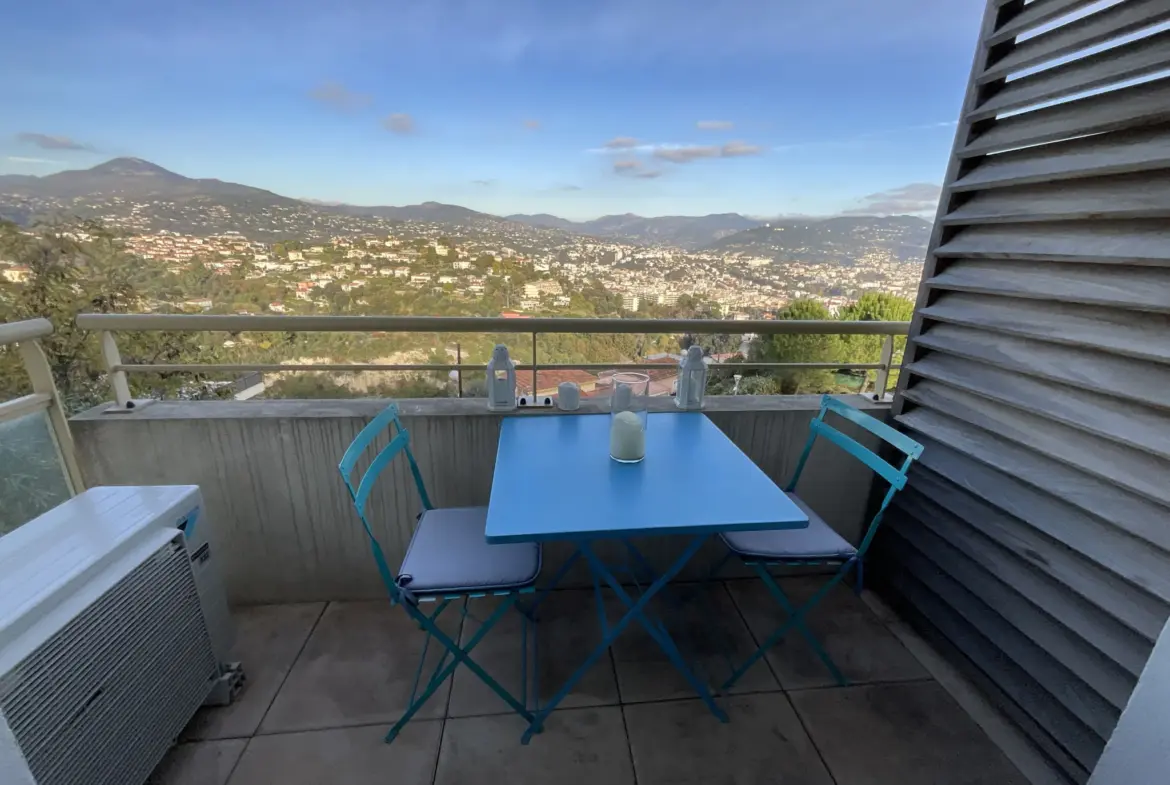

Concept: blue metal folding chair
[[714, 394, 923, 688], [338, 403, 542, 742]]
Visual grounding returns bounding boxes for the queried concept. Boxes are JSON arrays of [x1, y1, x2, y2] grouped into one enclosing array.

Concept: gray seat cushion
[[720, 492, 857, 561], [397, 506, 541, 595]]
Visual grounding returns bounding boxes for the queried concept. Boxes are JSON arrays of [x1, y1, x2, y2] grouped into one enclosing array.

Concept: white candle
[[610, 410, 646, 462]]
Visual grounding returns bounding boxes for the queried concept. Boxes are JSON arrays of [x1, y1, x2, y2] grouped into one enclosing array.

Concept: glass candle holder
[[609, 372, 650, 463]]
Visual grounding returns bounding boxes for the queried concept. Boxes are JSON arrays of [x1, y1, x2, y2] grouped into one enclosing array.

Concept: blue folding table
[[486, 412, 808, 742]]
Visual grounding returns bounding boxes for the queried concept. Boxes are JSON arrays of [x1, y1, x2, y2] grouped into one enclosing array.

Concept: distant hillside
[[340, 201, 504, 225], [0, 157, 301, 206], [0, 159, 932, 257], [504, 213, 580, 231], [0, 159, 523, 237], [507, 212, 762, 248], [707, 216, 932, 263]]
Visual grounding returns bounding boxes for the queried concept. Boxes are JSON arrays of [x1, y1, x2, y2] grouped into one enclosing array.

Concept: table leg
[[528, 548, 580, 619], [521, 534, 727, 744], [582, 539, 729, 723]]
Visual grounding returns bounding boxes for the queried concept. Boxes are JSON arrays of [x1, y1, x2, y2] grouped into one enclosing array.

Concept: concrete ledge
[[72, 393, 885, 421]]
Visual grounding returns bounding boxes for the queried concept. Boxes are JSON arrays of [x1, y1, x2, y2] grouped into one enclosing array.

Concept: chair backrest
[[788, 394, 924, 556], [338, 403, 432, 594]]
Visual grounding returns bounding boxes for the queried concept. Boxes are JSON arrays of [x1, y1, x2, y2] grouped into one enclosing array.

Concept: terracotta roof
[[516, 369, 598, 395]]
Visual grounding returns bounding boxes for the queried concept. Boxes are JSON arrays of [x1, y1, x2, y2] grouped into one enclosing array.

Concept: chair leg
[[723, 563, 851, 690], [387, 593, 533, 743]]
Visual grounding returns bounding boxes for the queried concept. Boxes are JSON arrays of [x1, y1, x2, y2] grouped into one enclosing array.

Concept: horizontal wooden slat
[[927, 259, 1170, 311], [912, 322, 1170, 410], [899, 401, 1170, 550], [920, 292, 1170, 364], [935, 220, 1170, 265], [900, 468, 1168, 643], [943, 172, 1170, 224], [974, 28, 1170, 119], [987, 0, 1113, 46], [891, 491, 1151, 677], [951, 123, 1170, 191], [873, 560, 1094, 783], [980, 0, 1170, 82], [900, 427, 1170, 604], [902, 378, 1170, 517], [904, 349, 1170, 459], [889, 529, 1122, 734], [888, 519, 1134, 709], [880, 567, 1105, 771], [961, 78, 1170, 157]]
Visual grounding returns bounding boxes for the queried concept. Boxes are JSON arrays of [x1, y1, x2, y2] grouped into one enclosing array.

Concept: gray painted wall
[[878, 3, 1170, 783], [71, 395, 884, 605]]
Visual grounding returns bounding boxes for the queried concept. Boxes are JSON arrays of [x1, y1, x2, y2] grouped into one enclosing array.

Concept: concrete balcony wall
[[70, 395, 887, 605]]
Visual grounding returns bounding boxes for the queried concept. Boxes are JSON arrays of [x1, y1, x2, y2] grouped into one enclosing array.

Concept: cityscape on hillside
[[0, 158, 930, 319]]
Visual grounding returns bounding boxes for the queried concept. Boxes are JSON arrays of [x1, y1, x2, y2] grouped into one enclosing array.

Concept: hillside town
[[0, 220, 924, 320]]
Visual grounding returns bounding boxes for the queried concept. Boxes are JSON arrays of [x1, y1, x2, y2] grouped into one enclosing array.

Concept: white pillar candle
[[610, 410, 646, 462]]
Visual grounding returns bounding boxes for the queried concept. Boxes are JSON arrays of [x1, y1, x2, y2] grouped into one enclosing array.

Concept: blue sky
[[1, 0, 983, 221]]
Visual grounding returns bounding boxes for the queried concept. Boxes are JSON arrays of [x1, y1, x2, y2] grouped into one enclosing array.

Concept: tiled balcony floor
[[151, 578, 1027, 785]]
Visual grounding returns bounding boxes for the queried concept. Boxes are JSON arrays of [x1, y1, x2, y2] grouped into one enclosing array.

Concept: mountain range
[[0, 158, 931, 258], [505, 212, 761, 248]]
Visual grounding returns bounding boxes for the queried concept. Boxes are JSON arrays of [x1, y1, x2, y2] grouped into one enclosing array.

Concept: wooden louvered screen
[[879, 1, 1170, 783]]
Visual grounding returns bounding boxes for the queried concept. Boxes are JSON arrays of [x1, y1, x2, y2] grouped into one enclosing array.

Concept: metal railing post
[[17, 338, 85, 493], [456, 342, 463, 398], [873, 334, 895, 401], [531, 332, 538, 400], [99, 330, 133, 409]]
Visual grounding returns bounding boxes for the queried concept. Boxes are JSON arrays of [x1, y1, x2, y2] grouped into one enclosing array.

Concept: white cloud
[[6, 155, 62, 165], [696, 120, 733, 130], [843, 182, 942, 215], [383, 113, 416, 134], [309, 81, 372, 111]]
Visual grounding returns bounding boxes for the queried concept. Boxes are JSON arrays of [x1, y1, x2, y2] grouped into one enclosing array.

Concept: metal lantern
[[675, 345, 708, 410], [485, 344, 517, 412]]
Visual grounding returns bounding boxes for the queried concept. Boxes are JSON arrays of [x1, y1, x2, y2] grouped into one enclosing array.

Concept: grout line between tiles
[[724, 579, 841, 785], [783, 675, 937, 694], [432, 599, 469, 785], [782, 691, 841, 785], [224, 601, 328, 784], [617, 704, 639, 785]]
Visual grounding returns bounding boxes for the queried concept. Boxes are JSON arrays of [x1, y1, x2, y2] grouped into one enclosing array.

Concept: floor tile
[[624, 694, 835, 785], [259, 600, 461, 733], [611, 582, 780, 702], [448, 589, 620, 717], [227, 722, 441, 785], [435, 707, 635, 785], [728, 576, 928, 689], [790, 681, 1027, 785], [149, 739, 246, 785], [184, 603, 324, 740]]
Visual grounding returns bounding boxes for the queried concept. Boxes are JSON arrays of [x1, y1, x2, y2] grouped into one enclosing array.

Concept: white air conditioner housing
[[0, 485, 236, 785]]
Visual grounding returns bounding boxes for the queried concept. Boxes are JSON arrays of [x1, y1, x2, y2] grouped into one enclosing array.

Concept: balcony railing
[[0, 318, 85, 531], [74, 313, 910, 409]]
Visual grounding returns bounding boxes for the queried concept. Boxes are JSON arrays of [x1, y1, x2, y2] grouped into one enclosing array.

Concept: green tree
[[838, 292, 914, 391], [0, 221, 227, 411], [750, 299, 843, 394]]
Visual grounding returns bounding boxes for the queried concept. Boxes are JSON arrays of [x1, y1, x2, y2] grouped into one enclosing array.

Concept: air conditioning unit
[[0, 485, 240, 785]]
